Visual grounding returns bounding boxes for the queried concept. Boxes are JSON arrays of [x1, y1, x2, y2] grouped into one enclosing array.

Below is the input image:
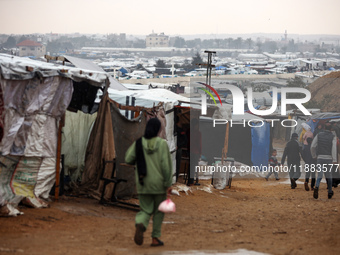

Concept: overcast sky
[[1, 0, 340, 36]]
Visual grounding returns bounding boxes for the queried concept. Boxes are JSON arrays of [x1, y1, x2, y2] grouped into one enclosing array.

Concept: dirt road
[[1, 177, 339, 255]]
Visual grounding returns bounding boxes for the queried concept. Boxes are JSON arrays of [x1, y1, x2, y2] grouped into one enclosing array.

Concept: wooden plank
[[54, 114, 65, 201]]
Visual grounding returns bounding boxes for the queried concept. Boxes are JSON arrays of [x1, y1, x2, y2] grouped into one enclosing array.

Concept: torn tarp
[[0, 76, 73, 157]]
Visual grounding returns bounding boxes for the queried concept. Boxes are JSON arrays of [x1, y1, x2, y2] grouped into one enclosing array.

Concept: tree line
[[1, 34, 339, 56]]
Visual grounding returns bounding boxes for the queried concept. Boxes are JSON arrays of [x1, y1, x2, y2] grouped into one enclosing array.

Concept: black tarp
[[199, 118, 252, 166]]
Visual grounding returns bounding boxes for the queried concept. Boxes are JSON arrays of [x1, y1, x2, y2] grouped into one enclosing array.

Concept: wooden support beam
[[55, 114, 65, 201]]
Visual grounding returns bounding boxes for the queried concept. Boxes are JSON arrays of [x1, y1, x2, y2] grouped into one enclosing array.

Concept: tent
[[61, 55, 127, 91], [0, 53, 110, 215], [305, 112, 340, 133], [79, 88, 211, 199], [289, 112, 340, 140]]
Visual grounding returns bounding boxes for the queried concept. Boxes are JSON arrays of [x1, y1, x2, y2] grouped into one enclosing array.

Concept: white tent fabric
[[0, 53, 109, 87], [35, 157, 58, 200], [108, 88, 191, 107], [63, 55, 127, 91], [61, 110, 97, 181], [0, 76, 73, 157]]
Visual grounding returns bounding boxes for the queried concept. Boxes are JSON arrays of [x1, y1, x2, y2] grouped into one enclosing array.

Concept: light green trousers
[[136, 194, 167, 238]]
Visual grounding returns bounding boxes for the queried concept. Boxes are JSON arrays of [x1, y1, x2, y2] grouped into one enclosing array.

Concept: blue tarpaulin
[[215, 66, 226, 70], [269, 91, 281, 101], [120, 67, 128, 74], [306, 113, 340, 132], [251, 122, 271, 170]]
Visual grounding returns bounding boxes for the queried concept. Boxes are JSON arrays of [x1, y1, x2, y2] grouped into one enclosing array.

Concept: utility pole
[[204, 50, 216, 87], [196, 51, 216, 104]]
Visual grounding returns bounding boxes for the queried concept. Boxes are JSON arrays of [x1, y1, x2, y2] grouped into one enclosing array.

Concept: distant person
[[313, 123, 324, 137], [302, 137, 316, 191], [175, 115, 187, 182], [125, 118, 173, 247], [265, 149, 280, 181], [331, 122, 340, 138], [281, 133, 302, 189], [331, 123, 340, 188], [311, 123, 337, 199], [302, 124, 313, 149]]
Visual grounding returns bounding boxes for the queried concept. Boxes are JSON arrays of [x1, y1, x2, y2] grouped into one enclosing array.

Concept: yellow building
[[145, 32, 169, 47]]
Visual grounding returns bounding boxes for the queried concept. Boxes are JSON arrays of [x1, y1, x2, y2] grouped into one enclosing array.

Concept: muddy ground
[[1, 175, 339, 255]]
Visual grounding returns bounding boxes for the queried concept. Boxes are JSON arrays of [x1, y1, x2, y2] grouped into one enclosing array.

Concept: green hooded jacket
[[125, 136, 173, 194]]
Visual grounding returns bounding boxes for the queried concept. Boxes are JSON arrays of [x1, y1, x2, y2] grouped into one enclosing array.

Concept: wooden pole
[[221, 122, 229, 164], [55, 114, 65, 201]]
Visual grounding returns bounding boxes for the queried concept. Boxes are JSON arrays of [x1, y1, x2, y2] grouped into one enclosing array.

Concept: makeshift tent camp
[[0, 53, 110, 215]]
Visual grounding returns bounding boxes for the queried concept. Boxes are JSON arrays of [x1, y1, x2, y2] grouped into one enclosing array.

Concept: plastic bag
[[158, 198, 176, 213]]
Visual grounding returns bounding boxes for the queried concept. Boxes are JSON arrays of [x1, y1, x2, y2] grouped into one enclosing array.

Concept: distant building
[[16, 40, 46, 58], [107, 33, 127, 47], [47, 32, 60, 42], [146, 32, 169, 47]]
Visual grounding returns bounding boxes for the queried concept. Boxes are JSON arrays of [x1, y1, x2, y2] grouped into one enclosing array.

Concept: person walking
[[265, 149, 280, 181], [302, 124, 313, 149], [302, 137, 316, 191], [125, 118, 173, 246], [313, 123, 324, 137], [281, 133, 302, 189], [311, 123, 337, 199]]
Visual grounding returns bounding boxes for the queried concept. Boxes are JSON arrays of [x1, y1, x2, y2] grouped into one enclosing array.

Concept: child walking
[[265, 149, 280, 181]]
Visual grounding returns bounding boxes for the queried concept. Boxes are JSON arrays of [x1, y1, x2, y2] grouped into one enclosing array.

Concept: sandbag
[[212, 162, 230, 190]]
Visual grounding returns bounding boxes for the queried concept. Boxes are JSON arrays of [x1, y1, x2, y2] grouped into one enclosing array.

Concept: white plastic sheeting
[[107, 88, 191, 107], [212, 162, 231, 190], [0, 76, 73, 157], [61, 110, 97, 181], [0, 155, 49, 210], [0, 53, 109, 87], [34, 157, 58, 200], [63, 55, 127, 91]]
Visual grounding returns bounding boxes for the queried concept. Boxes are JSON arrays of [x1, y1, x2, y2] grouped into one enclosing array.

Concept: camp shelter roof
[[108, 88, 193, 108], [309, 112, 340, 120], [123, 84, 150, 90], [0, 53, 108, 87], [62, 55, 127, 91]]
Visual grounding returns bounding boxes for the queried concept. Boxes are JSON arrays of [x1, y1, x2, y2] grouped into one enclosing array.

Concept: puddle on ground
[[161, 249, 269, 255]]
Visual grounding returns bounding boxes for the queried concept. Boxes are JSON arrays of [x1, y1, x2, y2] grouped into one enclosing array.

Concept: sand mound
[[307, 71, 340, 112]]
